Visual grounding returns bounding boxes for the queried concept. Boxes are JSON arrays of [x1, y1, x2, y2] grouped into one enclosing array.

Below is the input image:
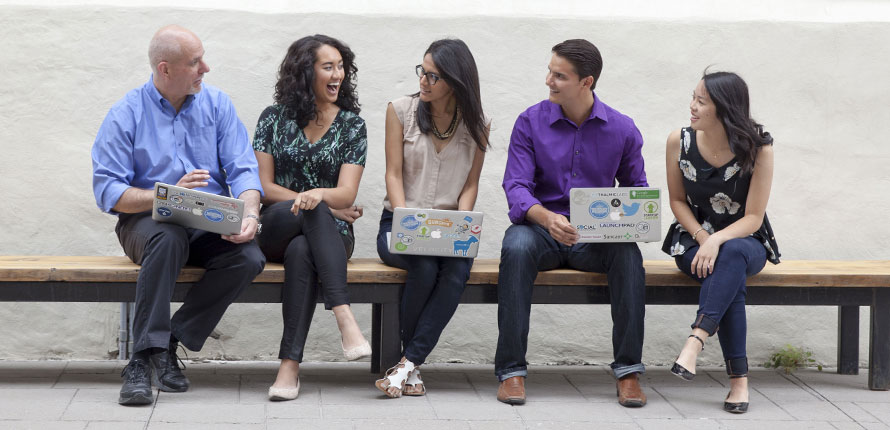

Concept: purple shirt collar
[[547, 92, 610, 127]]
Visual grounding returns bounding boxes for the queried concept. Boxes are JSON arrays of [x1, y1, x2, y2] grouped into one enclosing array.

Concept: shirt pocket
[[188, 125, 218, 169]]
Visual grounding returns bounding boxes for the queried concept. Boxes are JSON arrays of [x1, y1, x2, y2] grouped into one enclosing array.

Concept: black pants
[[116, 212, 265, 354], [257, 200, 354, 362]]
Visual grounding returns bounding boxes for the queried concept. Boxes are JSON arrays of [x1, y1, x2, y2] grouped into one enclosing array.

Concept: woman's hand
[[691, 233, 721, 278], [330, 206, 363, 223], [291, 189, 325, 215]]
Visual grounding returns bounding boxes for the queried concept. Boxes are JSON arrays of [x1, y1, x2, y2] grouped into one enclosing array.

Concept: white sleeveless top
[[382, 96, 489, 211]]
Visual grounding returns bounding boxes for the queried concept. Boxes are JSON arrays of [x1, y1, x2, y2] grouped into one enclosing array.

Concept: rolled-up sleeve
[[615, 120, 648, 187], [216, 93, 263, 198], [502, 113, 542, 224], [91, 108, 136, 214]]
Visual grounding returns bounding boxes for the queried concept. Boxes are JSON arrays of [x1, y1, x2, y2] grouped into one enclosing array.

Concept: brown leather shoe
[[497, 376, 526, 405], [616, 373, 647, 407]]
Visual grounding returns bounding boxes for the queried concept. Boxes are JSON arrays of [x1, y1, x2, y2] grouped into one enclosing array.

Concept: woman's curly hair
[[274, 35, 360, 128]]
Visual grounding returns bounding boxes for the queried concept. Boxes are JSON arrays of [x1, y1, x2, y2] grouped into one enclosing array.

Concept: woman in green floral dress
[[252, 35, 370, 401]]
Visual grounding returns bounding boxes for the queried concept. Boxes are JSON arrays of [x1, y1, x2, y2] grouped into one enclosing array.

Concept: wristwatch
[[245, 214, 262, 235]]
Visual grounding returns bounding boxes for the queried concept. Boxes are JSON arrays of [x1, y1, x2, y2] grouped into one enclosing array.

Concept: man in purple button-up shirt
[[495, 39, 649, 408]]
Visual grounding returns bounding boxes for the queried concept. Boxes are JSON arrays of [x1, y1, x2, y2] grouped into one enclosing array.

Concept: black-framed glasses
[[415, 65, 441, 85]]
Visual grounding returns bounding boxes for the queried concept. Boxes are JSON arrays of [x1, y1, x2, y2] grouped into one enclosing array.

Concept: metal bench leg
[[379, 302, 401, 375], [869, 289, 890, 390], [118, 302, 130, 360], [371, 302, 402, 374], [837, 305, 859, 375], [371, 304, 381, 374]]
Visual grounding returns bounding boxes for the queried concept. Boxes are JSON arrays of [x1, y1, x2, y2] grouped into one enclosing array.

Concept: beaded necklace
[[432, 107, 461, 140]]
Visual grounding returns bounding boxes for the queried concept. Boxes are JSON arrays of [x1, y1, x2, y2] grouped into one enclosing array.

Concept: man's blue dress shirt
[[92, 77, 263, 214]]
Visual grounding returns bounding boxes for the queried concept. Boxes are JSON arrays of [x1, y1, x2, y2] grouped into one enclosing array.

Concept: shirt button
[[573, 172, 577, 177], [575, 150, 579, 155]]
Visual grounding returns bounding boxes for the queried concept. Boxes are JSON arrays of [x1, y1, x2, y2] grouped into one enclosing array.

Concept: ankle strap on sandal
[[729, 374, 748, 379], [688, 334, 705, 350]]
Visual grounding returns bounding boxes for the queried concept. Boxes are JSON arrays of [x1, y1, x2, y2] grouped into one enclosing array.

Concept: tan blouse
[[383, 96, 489, 211]]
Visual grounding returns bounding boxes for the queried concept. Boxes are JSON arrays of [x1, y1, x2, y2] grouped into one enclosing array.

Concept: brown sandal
[[374, 358, 414, 398], [403, 368, 426, 396]]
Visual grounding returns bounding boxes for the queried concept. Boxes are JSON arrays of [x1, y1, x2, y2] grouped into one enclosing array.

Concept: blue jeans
[[377, 210, 473, 366], [495, 224, 646, 381], [676, 236, 767, 376]]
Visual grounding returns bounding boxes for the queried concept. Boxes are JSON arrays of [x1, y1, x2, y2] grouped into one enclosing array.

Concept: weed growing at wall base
[[765, 344, 823, 374]]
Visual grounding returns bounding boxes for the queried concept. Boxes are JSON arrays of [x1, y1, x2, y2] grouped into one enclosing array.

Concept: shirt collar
[[144, 75, 196, 113], [548, 91, 609, 126]]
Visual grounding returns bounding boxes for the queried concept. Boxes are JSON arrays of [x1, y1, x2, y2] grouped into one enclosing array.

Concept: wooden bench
[[1, 256, 888, 390]]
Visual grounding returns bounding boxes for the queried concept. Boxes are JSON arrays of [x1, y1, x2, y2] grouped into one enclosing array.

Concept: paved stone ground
[[0, 360, 888, 429]]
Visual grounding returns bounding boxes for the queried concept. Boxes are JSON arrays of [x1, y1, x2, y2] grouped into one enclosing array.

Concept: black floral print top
[[661, 127, 780, 263], [252, 105, 368, 236]]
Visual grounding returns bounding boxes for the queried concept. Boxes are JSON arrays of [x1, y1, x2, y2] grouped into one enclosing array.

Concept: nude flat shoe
[[342, 340, 372, 361], [268, 379, 300, 401]]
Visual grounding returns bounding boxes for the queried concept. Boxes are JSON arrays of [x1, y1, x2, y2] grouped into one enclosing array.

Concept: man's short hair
[[148, 26, 186, 75], [551, 39, 603, 90]]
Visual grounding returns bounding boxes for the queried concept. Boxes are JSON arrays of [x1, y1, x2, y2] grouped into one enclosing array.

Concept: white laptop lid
[[151, 182, 245, 235], [389, 208, 484, 258], [569, 187, 661, 242]]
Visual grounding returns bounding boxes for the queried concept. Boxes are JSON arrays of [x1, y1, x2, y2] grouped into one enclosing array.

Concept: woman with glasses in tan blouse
[[374, 39, 490, 398]]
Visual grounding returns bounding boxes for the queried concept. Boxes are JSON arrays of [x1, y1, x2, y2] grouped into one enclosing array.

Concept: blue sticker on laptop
[[589, 200, 609, 219], [156, 207, 172, 217], [623, 202, 640, 216], [203, 209, 224, 223], [400, 215, 421, 230]]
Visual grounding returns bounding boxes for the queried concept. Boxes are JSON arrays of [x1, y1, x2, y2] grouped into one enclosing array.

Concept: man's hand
[[176, 169, 211, 189], [543, 212, 579, 246], [331, 206, 363, 223], [221, 216, 258, 244], [291, 188, 325, 215], [222, 189, 261, 244]]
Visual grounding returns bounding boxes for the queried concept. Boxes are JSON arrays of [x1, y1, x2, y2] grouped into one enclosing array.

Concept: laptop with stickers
[[389, 207, 484, 258], [151, 182, 245, 235], [569, 187, 662, 243]]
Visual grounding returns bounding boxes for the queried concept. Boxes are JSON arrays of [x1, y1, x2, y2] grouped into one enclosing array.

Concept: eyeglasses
[[415, 65, 442, 85]]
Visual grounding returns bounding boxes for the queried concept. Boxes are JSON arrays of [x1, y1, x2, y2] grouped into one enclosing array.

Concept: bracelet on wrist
[[692, 228, 704, 241]]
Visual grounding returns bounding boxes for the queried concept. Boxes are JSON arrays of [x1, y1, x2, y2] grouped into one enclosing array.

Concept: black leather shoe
[[670, 361, 696, 381], [724, 401, 749, 414], [671, 334, 705, 381], [119, 359, 153, 405], [149, 343, 190, 392]]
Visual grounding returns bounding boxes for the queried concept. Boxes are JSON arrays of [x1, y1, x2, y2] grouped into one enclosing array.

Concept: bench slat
[[1, 256, 888, 288]]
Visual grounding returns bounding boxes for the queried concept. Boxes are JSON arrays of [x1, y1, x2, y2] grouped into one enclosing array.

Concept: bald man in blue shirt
[[92, 25, 265, 406]]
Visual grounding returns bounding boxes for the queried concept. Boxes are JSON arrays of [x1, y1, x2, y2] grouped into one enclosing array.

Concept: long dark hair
[[702, 70, 773, 174], [414, 39, 489, 152], [274, 34, 360, 128]]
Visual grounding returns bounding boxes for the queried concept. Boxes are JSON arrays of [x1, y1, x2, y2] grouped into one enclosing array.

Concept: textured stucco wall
[[1, 3, 888, 369]]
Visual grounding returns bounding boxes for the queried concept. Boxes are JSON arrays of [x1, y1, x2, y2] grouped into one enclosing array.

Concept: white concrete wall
[[1, 2, 888, 369]]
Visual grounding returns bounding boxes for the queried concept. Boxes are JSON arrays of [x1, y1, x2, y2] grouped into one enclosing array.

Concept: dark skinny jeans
[[676, 236, 767, 376], [257, 200, 354, 362], [376, 209, 473, 366]]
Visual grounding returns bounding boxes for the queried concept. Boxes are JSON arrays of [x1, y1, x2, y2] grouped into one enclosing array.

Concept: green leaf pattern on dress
[[252, 105, 368, 236]]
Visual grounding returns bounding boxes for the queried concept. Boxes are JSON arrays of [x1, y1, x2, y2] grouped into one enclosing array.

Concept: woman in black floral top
[[662, 71, 778, 414], [253, 35, 370, 401]]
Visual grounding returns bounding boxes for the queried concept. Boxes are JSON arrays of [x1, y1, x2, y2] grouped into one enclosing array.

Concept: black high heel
[[723, 374, 749, 413], [670, 334, 705, 381]]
